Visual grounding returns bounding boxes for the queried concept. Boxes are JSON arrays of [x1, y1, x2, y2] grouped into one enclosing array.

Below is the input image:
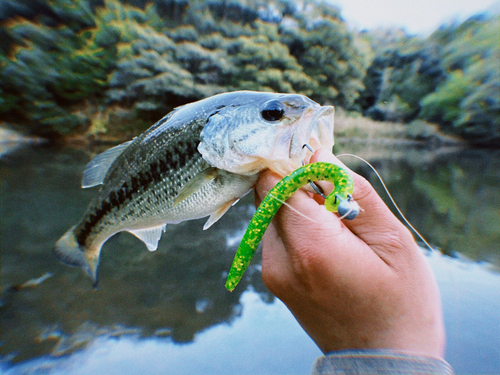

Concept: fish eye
[[261, 100, 285, 122]]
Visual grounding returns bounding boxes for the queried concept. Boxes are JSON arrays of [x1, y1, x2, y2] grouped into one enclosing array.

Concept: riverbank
[[334, 109, 462, 147], [0, 109, 465, 157], [0, 127, 46, 158]]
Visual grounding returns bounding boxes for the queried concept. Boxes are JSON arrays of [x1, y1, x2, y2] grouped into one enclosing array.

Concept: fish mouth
[[290, 105, 335, 161], [266, 105, 335, 177]]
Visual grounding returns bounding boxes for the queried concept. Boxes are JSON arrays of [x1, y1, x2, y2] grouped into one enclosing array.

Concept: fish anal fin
[[173, 167, 219, 207], [82, 140, 133, 188], [127, 224, 166, 252], [203, 198, 238, 230]]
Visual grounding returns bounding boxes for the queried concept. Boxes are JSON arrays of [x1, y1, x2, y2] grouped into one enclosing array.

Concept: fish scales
[[75, 126, 208, 248], [54, 91, 336, 286]]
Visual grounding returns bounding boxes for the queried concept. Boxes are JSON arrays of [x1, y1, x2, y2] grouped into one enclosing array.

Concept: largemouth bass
[[54, 91, 334, 286]]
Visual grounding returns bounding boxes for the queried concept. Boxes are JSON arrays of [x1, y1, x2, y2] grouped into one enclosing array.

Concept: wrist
[[313, 349, 454, 375]]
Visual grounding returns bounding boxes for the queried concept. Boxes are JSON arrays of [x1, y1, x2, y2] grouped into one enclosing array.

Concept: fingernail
[[315, 149, 343, 165], [315, 149, 351, 175]]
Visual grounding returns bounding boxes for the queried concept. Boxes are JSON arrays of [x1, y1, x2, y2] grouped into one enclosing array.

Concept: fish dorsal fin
[[173, 167, 219, 207], [127, 224, 167, 252], [82, 140, 133, 188], [203, 198, 238, 230]]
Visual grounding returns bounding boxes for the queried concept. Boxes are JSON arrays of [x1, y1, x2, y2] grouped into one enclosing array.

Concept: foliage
[[357, 30, 445, 122], [420, 16, 500, 145], [279, 6, 366, 107], [0, 0, 498, 145], [0, 0, 119, 136], [358, 14, 499, 145], [0, 0, 366, 138]]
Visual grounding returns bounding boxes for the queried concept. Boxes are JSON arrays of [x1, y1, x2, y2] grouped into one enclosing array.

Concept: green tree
[[223, 29, 314, 94], [357, 30, 444, 122], [0, 0, 124, 136], [0, 0, 368, 139], [280, 4, 366, 108], [0, 20, 89, 136], [420, 15, 500, 145]]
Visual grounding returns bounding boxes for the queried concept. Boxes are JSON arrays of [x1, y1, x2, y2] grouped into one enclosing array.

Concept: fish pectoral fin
[[173, 167, 219, 207], [203, 198, 238, 230], [82, 140, 133, 188], [127, 224, 167, 252]]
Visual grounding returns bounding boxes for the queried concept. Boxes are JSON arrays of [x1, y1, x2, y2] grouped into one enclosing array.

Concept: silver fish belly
[[54, 91, 335, 286]]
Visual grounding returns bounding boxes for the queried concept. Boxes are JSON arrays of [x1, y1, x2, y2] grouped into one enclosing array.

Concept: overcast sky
[[327, 0, 500, 35]]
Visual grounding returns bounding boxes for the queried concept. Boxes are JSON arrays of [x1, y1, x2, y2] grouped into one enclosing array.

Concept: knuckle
[[384, 229, 409, 250], [373, 225, 419, 265], [352, 174, 376, 202]]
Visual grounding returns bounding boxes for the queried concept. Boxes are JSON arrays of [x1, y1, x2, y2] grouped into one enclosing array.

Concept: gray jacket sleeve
[[312, 349, 454, 375]]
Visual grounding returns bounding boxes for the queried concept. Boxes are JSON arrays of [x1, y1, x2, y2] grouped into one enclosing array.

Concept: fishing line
[[266, 191, 321, 224], [337, 154, 462, 338], [337, 153, 435, 252]]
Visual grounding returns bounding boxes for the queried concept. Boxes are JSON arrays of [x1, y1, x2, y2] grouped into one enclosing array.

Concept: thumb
[[254, 169, 282, 207]]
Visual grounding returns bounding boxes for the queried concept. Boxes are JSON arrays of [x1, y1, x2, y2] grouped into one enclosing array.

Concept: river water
[[1, 141, 499, 374]]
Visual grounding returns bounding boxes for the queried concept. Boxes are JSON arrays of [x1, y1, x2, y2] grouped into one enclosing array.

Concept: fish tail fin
[[53, 226, 100, 288]]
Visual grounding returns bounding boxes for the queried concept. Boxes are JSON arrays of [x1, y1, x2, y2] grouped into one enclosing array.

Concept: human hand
[[255, 149, 445, 357]]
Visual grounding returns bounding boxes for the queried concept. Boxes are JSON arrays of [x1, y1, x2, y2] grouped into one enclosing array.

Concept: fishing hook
[[302, 144, 327, 199]]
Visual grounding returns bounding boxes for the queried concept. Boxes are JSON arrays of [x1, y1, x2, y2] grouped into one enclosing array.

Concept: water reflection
[[1, 143, 499, 374], [2, 291, 322, 375], [0, 145, 271, 361], [2, 254, 499, 375], [334, 141, 500, 265]]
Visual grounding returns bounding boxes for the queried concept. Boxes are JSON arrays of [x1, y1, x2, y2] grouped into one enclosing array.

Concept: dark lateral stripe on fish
[[75, 139, 200, 247]]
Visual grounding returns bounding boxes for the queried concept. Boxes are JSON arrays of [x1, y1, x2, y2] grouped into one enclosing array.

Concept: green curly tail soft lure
[[225, 161, 358, 291]]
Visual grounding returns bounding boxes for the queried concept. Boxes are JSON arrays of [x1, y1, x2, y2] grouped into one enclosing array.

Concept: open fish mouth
[[267, 105, 335, 177], [290, 105, 335, 160]]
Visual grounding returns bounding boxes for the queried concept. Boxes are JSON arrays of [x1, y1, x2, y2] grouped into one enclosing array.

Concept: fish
[[54, 91, 335, 286]]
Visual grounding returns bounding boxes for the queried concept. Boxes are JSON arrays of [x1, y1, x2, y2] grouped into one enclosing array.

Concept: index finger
[[311, 149, 417, 264], [254, 168, 385, 279]]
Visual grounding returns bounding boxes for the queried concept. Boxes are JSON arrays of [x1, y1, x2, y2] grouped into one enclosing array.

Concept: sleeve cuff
[[312, 349, 454, 375]]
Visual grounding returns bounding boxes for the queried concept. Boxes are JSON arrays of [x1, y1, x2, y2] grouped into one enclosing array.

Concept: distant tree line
[[357, 15, 499, 146], [0, 0, 498, 145]]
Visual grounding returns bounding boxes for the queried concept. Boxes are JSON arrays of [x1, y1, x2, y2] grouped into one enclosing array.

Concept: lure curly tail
[[225, 162, 359, 291]]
